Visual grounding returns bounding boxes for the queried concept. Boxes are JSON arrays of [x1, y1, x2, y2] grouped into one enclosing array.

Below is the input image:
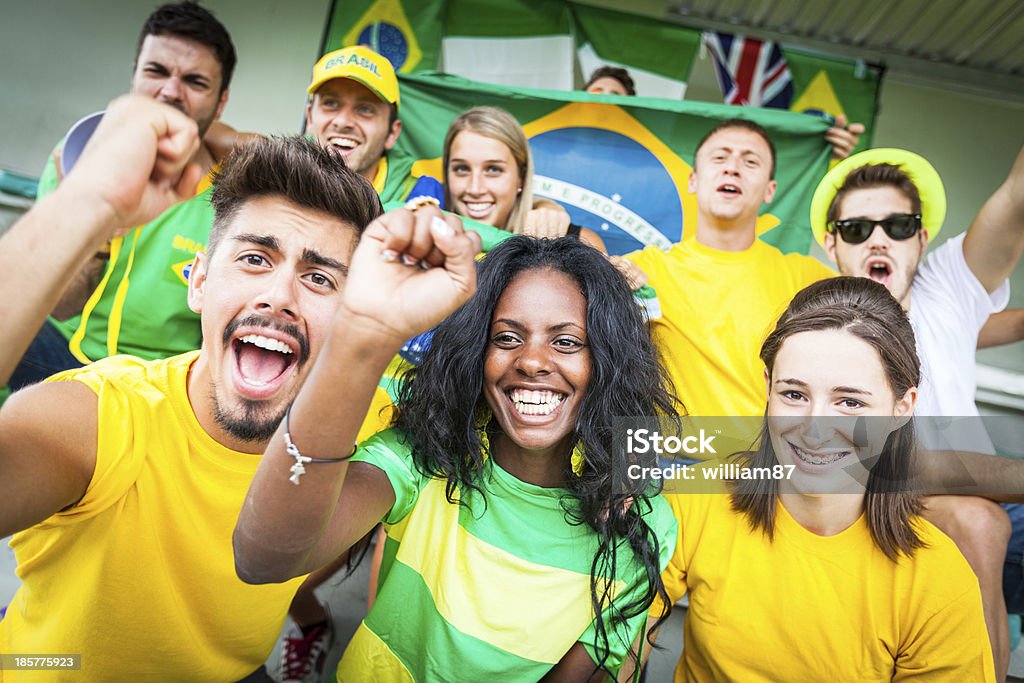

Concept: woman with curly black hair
[[235, 206, 680, 681]]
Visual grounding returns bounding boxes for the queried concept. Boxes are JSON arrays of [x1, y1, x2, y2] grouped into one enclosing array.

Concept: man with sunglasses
[[812, 146, 1024, 678], [814, 147, 1022, 424]]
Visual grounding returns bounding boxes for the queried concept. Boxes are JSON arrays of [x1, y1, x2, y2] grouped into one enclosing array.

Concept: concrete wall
[[0, 0, 331, 177]]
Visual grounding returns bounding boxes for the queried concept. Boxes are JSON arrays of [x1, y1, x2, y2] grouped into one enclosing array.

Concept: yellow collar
[[371, 156, 388, 195]]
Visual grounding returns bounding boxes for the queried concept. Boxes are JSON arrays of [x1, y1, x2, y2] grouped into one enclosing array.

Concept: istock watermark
[[626, 428, 718, 456], [609, 415, 1024, 496]]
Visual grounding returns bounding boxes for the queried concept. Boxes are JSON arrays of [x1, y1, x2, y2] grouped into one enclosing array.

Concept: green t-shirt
[[338, 428, 677, 680], [37, 148, 214, 362]]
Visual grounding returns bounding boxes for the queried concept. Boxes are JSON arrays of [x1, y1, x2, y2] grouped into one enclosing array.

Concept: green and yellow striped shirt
[[341, 429, 677, 681]]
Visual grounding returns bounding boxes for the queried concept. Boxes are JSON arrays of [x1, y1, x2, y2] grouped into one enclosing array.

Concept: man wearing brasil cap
[[812, 145, 1024, 678], [304, 45, 442, 204]]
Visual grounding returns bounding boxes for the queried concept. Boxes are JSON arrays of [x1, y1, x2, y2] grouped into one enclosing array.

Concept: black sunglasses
[[828, 213, 922, 245]]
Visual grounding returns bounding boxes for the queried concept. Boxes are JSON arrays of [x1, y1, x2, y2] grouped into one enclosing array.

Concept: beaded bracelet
[[283, 405, 356, 485], [404, 195, 441, 211]]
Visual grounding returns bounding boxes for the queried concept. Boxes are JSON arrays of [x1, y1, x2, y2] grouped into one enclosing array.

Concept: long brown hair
[[730, 277, 925, 560]]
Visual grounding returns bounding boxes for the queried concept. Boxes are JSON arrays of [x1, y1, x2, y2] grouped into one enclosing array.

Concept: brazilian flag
[[784, 48, 883, 154], [322, 0, 446, 73], [396, 72, 832, 256]]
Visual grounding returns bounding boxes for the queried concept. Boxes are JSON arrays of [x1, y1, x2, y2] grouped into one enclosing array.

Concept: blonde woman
[[443, 106, 607, 252]]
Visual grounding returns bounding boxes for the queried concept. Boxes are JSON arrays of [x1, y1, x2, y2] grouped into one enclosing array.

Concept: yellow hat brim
[[810, 148, 946, 248], [307, 47, 400, 107]]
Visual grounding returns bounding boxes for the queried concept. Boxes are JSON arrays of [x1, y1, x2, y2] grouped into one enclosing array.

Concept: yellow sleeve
[[893, 587, 995, 682], [42, 364, 146, 524], [356, 386, 396, 444]]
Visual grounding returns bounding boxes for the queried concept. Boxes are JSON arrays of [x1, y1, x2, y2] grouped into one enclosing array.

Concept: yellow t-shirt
[[627, 239, 834, 417], [0, 353, 310, 682], [657, 493, 994, 682]]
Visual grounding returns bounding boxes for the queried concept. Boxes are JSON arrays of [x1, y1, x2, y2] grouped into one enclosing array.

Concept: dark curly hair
[[395, 236, 682, 674]]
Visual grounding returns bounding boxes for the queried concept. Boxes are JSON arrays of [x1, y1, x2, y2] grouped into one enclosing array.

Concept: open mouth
[[865, 258, 892, 286], [789, 442, 852, 469], [231, 333, 299, 399], [508, 388, 566, 417], [716, 183, 742, 196]]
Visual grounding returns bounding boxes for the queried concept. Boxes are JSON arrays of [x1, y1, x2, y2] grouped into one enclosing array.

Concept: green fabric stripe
[[363, 558, 547, 678], [784, 47, 883, 152], [571, 4, 700, 80], [445, 0, 571, 37], [376, 531, 401, 589], [457, 463, 598, 574]]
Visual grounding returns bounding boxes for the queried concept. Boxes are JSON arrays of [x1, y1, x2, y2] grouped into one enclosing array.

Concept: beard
[[212, 392, 287, 444]]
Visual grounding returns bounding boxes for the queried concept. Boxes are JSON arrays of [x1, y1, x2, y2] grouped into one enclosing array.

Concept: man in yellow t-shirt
[[626, 119, 835, 418], [0, 97, 386, 680]]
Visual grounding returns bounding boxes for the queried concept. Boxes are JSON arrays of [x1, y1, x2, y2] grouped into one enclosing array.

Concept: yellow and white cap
[[810, 148, 946, 247], [307, 46, 399, 107]]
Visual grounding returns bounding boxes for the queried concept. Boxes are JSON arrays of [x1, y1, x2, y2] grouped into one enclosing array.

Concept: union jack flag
[[703, 32, 794, 109]]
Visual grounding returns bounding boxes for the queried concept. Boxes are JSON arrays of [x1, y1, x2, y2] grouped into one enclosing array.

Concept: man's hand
[[826, 115, 866, 160], [340, 206, 481, 344], [0, 94, 201, 386], [520, 205, 571, 239], [60, 94, 203, 242], [608, 256, 649, 290]]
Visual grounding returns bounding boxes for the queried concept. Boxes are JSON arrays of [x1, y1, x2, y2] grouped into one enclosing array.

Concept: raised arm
[[233, 206, 480, 584], [203, 120, 263, 163], [0, 95, 202, 535], [963, 143, 1024, 293], [978, 308, 1024, 349], [917, 447, 1024, 504], [0, 95, 201, 386]]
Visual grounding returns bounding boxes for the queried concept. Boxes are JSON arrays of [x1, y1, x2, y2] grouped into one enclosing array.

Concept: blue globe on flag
[[530, 127, 684, 255], [358, 22, 409, 71]]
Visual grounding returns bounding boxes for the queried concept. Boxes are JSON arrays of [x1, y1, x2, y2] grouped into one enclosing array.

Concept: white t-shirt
[[910, 232, 1010, 451]]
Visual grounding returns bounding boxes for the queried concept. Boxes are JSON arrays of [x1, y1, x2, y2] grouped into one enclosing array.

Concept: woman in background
[[443, 106, 607, 252]]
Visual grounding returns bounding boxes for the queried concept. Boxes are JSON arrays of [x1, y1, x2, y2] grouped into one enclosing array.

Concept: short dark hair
[[694, 118, 777, 179], [209, 136, 383, 253], [827, 163, 923, 225], [135, 2, 237, 94], [584, 66, 636, 96]]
